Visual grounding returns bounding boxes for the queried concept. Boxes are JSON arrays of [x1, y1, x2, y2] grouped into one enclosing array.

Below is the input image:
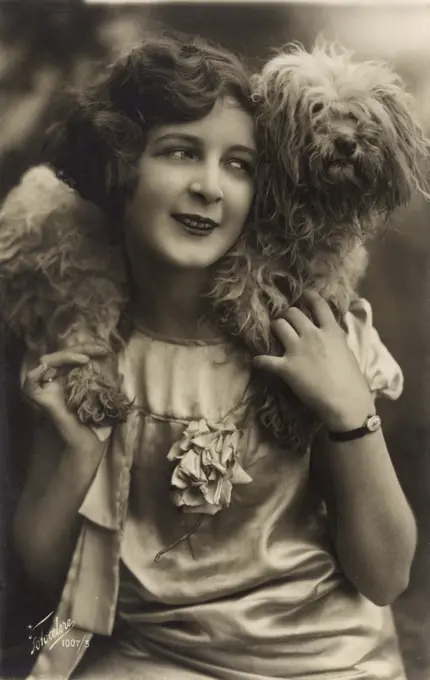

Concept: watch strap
[[328, 414, 382, 442]]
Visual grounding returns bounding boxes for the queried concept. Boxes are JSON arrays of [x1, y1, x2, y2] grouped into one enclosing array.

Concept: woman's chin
[[165, 255, 222, 271], [158, 244, 232, 271]]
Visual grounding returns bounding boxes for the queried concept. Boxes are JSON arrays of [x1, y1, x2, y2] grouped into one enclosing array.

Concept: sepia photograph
[[0, 1, 429, 679]]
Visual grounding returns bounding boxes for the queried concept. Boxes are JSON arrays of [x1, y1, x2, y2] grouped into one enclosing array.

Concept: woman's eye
[[227, 159, 254, 175], [166, 148, 195, 160]]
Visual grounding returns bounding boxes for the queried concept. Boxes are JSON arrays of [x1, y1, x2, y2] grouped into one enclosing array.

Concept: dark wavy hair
[[42, 32, 319, 454], [43, 33, 254, 221]]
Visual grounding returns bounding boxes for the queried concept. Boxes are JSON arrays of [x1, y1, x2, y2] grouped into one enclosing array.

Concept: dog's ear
[[375, 82, 430, 207], [252, 53, 309, 221]]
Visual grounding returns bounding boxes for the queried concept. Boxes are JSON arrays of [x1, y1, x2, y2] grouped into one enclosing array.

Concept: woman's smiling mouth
[[172, 213, 220, 236]]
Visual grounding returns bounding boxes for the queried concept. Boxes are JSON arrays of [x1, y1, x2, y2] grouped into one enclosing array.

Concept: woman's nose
[[189, 164, 223, 203]]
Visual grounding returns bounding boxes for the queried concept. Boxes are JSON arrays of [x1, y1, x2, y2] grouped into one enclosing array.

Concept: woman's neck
[[129, 259, 217, 341]]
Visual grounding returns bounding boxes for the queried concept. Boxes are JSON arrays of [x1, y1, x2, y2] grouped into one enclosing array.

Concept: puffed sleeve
[[343, 297, 404, 400]]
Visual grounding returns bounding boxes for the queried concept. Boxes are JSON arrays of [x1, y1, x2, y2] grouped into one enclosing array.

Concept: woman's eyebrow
[[230, 144, 257, 160], [152, 133, 257, 158], [152, 133, 199, 145]]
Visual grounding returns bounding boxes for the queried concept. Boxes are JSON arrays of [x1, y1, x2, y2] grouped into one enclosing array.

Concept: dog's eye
[[310, 102, 324, 115], [347, 112, 359, 123]]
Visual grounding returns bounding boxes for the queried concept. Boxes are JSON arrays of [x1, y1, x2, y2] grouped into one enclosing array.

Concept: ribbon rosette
[[167, 418, 252, 515]]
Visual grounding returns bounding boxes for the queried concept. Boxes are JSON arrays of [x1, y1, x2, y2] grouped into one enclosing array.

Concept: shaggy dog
[[0, 41, 428, 434], [250, 40, 430, 311], [0, 165, 131, 426]]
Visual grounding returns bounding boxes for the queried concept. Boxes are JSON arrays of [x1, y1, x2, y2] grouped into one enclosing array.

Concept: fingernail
[[75, 354, 91, 362], [84, 346, 108, 354]]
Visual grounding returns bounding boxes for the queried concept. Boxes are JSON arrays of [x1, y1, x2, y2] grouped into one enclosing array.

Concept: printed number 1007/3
[[61, 639, 90, 648]]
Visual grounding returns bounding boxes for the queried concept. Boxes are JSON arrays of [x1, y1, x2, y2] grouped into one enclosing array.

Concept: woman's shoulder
[[343, 297, 403, 400]]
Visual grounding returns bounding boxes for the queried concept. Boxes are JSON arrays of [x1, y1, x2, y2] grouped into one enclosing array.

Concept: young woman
[[14, 33, 414, 680]]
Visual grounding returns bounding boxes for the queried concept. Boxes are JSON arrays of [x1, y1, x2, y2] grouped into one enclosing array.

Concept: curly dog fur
[[1, 36, 428, 449], [208, 40, 430, 449], [250, 39, 430, 305], [0, 165, 132, 425]]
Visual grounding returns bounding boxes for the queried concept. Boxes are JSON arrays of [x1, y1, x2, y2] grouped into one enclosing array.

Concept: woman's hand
[[22, 344, 108, 448], [253, 292, 375, 431]]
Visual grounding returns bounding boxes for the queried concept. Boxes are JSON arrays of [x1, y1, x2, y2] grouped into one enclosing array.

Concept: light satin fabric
[[76, 298, 406, 680]]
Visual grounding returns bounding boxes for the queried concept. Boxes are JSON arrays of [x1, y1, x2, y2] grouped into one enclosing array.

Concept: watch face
[[367, 415, 382, 432]]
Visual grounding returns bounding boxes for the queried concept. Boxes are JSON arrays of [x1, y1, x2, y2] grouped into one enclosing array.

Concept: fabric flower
[[167, 418, 252, 515]]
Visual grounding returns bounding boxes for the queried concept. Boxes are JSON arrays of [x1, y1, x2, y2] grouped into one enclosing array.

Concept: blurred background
[[0, 1, 429, 678]]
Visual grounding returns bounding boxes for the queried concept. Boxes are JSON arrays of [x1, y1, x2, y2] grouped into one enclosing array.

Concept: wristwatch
[[328, 414, 382, 442]]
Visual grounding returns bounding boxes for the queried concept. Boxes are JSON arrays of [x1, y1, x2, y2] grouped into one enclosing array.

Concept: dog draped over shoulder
[[0, 41, 428, 433], [0, 165, 132, 427], [251, 39, 430, 312]]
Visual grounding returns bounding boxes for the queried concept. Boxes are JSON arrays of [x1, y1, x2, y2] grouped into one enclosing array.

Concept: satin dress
[[76, 299, 406, 680]]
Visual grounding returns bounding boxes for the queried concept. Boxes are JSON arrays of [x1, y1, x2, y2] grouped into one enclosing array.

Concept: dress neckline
[[132, 322, 229, 348]]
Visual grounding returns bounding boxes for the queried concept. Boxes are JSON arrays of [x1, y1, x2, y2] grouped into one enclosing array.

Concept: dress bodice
[[77, 299, 405, 679], [116, 328, 332, 603]]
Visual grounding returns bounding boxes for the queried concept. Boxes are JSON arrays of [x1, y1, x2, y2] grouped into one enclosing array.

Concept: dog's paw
[[65, 361, 132, 427]]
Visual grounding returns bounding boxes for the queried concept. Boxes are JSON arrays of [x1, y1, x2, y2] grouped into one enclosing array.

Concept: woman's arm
[[13, 345, 108, 594], [312, 428, 416, 606], [14, 419, 106, 594], [254, 292, 416, 606]]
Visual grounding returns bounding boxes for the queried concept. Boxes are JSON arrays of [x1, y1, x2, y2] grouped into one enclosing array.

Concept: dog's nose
[[334, 136, 357, 157]]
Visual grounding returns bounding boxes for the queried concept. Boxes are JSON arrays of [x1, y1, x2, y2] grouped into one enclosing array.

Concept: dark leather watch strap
[[328, 415, 382, 442]]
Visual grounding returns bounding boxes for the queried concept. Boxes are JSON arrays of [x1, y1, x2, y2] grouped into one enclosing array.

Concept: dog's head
[[252, 40, 430, 228]]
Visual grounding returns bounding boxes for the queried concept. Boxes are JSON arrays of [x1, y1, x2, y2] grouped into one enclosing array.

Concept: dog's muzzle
[[333, 135, 357, 158]]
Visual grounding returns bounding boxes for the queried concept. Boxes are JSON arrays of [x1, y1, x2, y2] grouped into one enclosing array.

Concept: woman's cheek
[[232, 182, 254, 224]]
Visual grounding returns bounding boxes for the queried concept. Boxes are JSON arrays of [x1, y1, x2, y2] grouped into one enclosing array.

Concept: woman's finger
[[38, 344, 108, 369], [252, 354, 287, 375], [284, 307, 316, 335], [271, 318, 299, 349], [25, 353, 92, 389], [60, 342, 109, 355], [38, 351, 92, 369], [23, 345, 109, 392], [302, 290, 337, 328], [25, 362, 56, 386]]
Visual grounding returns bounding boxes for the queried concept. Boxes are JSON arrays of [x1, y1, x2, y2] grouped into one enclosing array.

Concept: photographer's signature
[[28, 611, 80, 655]]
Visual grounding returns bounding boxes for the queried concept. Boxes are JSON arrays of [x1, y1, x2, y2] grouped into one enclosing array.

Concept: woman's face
[[124, 97, 256, 270]]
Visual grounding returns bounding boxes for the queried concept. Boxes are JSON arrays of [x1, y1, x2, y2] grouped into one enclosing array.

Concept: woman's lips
[[172, 214, 219, 236]]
